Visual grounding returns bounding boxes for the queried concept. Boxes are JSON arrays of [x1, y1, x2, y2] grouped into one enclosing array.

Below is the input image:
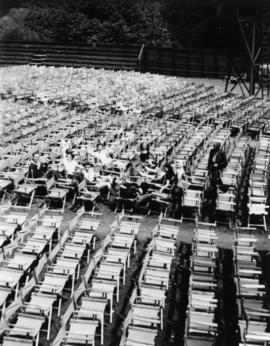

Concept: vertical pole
[[250, 20, 256, 95]]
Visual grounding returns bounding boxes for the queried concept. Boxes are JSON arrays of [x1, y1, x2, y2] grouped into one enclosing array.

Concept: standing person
[[207, 141, 227, 189], [171, 160, 189, 219], [206, 141, 228, 222]]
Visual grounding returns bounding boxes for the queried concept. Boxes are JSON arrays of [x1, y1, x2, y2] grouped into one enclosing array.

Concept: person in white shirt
[[174, 160, 189, 190], [82, 162, 97, 183], [171, 160, 190, 219], [62, 150, 82, 178], [91, 143, 113, 167]]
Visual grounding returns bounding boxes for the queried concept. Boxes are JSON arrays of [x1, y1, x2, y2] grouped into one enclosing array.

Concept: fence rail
[[143, 47, 249, 79], [0, 41, 250, 79]]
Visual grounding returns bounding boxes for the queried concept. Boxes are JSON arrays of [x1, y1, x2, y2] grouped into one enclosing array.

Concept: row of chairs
[[0, 206, 64, 345], [234, 228, 270, 345], [0, 206, 29, 260], [183, 127, 232, 223], [216, 136, 251, 228], [185, 222, 219, 346], [120, 216, 181, 345], [1, 67, 268, 216], [1, 207, 101, 346], [54, 212, 142, 345], [0, 207, 31, 322], [248, 135, 270, 231]]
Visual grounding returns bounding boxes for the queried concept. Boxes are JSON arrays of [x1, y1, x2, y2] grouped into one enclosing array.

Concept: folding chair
[[88, 279, 116, 323], [12, 185, 36, 209], [148, 193, 170, 218], [48, 257, 79, 297], [142, 266, 170, 289], [29, 225, 56, 252], [190, 291, 217, 313], [194, 223, 217, 245], [137, 283, 167, 308], [99, 255, 125, 291], [182, 189, 202, 223], [45, 188, 69, 213], [19, 237, 48, 257], [0, 222, 18, 242], [26, 176, 55, 198], [4, 253, 36, 273], [37, 209, 63, 230], [187, 310, 218, 337], [148, 251, 174, 270], [247, 201, 268, 232], [38, 272, 69, 316], [63, 319, 99, 345], [156, 217, 181, 240], [0, 287, 11, 319], [114, 197, 137, 214], [23, 293, 57, 340], [242, 299, 270, 321], [111, 232, 136, 256], [0, 267, 24, 297], [75, 296, 108, 344], [0, 179, 12, 203], [75, 179, 100, 212], [121, 325, 157, 346], [7, 313, 45, 346], [60, 241, 89, 264], [216, 195, 236, 229], [1, 208, 29, 228], [103, 247, 130, 272], [130, 301, 163, 329], [244, 320, 270, 344]]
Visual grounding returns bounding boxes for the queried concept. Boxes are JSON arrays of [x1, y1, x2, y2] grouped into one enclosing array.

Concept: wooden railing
[[143, 46, 249, 79], [0, 41, 251, 80]]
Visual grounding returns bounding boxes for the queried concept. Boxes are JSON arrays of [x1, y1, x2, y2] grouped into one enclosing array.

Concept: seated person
[[90, 143, 114, 167], [140, 163, 165, 181], [83, 161, 98, 184], [139, 142, 154, 163], [82, 162, 112, 198], [119, 177, 153, 208], [153, 160, 176, 193], [62, 150, 83, 178], [28, 152, 48, 179]]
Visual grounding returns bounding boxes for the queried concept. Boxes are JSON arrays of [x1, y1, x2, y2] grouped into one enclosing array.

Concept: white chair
[[7, 313, 45, 346]]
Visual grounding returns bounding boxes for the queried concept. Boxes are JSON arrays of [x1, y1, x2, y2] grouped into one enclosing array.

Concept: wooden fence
[[0, 41, 249, 79], [142, 47, 249, 79]]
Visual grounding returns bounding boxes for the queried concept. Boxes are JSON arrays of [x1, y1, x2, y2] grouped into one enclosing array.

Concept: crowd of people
[[27, 136, 228, 218]]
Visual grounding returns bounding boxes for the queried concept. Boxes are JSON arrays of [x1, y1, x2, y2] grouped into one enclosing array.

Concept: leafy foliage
[[0, 0, 245, 50]]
